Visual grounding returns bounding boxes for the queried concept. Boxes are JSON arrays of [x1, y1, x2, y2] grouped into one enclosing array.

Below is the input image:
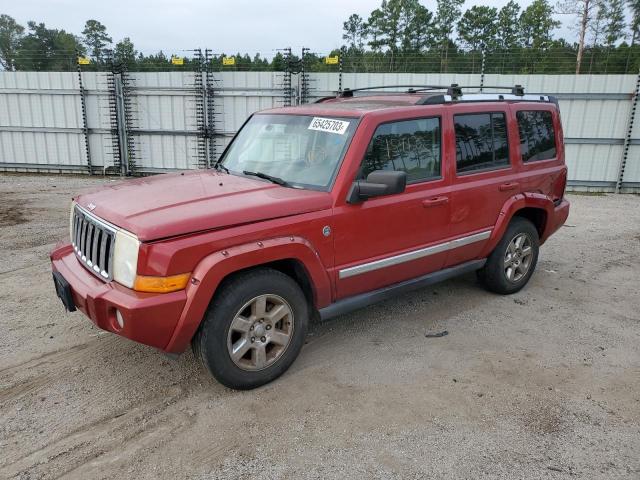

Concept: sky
[[5, 0, 578, 58]]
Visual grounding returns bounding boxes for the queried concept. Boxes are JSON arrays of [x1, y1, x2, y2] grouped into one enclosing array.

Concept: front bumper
[[50, 243, 187, 351]]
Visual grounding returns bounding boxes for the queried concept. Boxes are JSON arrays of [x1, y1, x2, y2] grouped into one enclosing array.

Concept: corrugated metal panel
[[0, 71, 638, 191], [622, 145, 640, 184], [565, 144, 623, 182]]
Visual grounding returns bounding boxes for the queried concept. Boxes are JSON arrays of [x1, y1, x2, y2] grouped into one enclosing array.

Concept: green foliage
[[0, 14, 24, 70], [342, 14, 367, 51], [604, 0, 628, 47], [114, 37, 137, 69], [14, 21, 85, 71], [520, 0, 560, 49], [0, 0, 638, 75], [631, 0, 640, 45], [497, 1, 522, 50], [458, 6, 499, 51], [82, 19, 111, 62]]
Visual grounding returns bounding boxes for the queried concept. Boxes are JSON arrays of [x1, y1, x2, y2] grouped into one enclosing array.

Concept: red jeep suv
[[51, 85, 570, 389]]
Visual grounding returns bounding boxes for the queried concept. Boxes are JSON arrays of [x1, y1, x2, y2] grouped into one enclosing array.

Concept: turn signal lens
[[133, 273, 191, 293]]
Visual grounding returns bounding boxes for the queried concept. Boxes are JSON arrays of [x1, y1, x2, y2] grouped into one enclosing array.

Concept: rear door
[[444, 106, 522, 266], [511, 105, 567, 201], [332, 114, 451, 300]]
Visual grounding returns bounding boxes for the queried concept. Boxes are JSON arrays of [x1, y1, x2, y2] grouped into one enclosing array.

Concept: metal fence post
[[113, 74, 130, 176], [479, 48, 486, 93], [615, 68, 640, 193], [338, 53, 343, 93], [76, 53, 92, 175]]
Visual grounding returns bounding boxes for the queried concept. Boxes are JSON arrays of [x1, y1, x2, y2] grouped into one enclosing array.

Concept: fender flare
[[479, 193, 555, 258], [164, 235, 331, 353]]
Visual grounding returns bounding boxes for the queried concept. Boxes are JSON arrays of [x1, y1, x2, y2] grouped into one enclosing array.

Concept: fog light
[[115, 310, 125, 329]]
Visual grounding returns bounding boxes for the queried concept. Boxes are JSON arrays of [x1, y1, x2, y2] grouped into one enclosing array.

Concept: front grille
[[71, 205, 117, 281]]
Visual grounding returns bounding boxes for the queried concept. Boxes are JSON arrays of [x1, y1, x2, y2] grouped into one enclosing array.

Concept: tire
[[477, 217, 540, 295], [192, 268, 309, 390]]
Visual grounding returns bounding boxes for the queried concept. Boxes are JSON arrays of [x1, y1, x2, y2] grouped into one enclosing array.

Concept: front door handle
[[422, 196, 449, 207], [499, 182, 519, 191]]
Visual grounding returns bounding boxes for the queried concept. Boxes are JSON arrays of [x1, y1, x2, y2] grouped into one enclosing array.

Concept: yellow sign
[[77, 57, 91, 65], [171, 56, 184, 65], [324, 55, 339, 65], [222, 56, 236, 66]]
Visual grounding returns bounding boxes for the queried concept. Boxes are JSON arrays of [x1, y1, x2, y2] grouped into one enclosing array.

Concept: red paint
[[51, 94, 569, 353]]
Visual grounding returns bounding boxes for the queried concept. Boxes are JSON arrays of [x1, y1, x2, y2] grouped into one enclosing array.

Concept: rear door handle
[[499, 182, 519, 191], [422, 196, 449, 207]]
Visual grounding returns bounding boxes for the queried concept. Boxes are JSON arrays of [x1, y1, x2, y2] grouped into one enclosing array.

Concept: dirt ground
[[0, 173, 639, 480]]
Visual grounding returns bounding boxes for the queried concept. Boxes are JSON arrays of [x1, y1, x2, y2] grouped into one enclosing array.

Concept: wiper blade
[[242, 170, 289, 187]]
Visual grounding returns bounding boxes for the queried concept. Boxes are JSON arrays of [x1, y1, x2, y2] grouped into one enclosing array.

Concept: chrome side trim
[[322, 259, 486, 320], [338, 230, 492, 279]]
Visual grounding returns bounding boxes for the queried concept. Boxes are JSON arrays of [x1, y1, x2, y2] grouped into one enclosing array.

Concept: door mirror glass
[[347, 170, 407, 203]]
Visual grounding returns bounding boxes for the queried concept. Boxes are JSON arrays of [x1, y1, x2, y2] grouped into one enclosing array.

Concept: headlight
[[113, 230, 140, 288]]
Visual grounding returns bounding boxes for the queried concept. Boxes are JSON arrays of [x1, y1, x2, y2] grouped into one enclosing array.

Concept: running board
[[319, 259, 486, 321]]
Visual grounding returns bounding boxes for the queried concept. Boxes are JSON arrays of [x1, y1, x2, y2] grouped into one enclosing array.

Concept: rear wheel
[[193, 268, 308, 390], [478, 217, 539, 294]]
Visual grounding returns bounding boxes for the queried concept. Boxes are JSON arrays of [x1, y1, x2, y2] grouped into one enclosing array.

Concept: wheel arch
[[164, 236, 331, 353], [481, 193, 555, 257]]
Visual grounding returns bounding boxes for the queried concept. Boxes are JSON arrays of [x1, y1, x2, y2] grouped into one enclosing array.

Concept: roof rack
[[311, 83, 555, 106], [338, 84, 526, 99]]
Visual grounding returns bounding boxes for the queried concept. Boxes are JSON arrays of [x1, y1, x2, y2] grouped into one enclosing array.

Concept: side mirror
[[347, 170, 407, 203]]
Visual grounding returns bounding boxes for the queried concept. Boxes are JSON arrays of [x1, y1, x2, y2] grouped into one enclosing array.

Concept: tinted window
[[454, 113, 509, 174], [361, 117, 441, 183], [517, 110, 557, 162]]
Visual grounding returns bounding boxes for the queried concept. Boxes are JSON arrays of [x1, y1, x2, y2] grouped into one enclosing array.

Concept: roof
[[259, 94, 426, 118]]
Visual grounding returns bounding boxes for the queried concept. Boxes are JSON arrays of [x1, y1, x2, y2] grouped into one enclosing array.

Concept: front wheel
[[478, 217, 540, 294], [193, 268, 309, 390]]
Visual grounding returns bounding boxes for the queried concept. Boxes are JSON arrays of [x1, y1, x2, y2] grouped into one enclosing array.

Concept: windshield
[[220, 114, 358, 190]]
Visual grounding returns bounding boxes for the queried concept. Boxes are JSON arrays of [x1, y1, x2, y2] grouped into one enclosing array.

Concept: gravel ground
[[0, 173, 639, 480]]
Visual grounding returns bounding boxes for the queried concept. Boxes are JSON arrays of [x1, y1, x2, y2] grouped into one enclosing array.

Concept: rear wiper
[[242, 170, 289, 187]]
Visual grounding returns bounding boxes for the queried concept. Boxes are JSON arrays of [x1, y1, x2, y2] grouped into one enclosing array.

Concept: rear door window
[[454, 113, 509, 174], [516, 110, 557, 162]]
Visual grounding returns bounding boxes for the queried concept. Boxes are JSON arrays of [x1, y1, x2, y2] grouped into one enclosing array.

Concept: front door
[[332, 115, 452, 300]]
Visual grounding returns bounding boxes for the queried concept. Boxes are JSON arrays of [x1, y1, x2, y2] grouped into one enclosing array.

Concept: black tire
[[192, 268, 308, 390], [477, 217, 540, 295]]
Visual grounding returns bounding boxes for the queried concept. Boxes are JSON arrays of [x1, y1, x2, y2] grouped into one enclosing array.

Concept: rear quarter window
[[516, 110, 557, 162]]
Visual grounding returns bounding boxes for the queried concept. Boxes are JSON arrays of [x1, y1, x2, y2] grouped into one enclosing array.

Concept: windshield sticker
[[308, 117, 350, 135]]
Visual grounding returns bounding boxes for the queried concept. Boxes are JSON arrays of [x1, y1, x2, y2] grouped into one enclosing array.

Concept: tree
[[434, 0, 465, 70], [457, 6, 499, 51], [556, 0, 600, 73], [342, 14, 367, 51], [114, 37, 136, 68], [520, 0, 560, 49], [497, 1, 522, 50], [371, 0, 404, 54], [0, 15, 24, 71], [603, 0, 627, 47], [366, 8, 386, 52], [630, 0, 640, 45], [588, 1, 608, 45], [82, 19, 111, 62], [15, 21, 85, 71], [400, 1, 434, 52]]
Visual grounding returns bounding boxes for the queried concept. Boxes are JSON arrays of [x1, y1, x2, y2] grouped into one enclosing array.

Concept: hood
[[75, 170, 332, 241]]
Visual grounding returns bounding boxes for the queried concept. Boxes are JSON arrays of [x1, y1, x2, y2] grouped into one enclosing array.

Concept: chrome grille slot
[[71, 205, 117, 281]]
